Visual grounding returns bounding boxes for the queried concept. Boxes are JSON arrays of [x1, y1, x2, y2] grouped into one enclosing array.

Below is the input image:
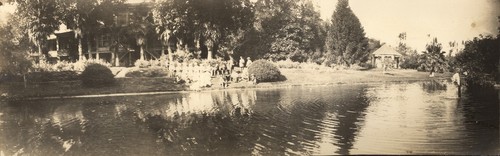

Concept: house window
[[115, 12, 129, 26], [98, 34, 111, 47]]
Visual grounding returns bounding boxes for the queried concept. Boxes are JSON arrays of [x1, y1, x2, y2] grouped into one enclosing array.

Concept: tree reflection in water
[[0, 83, 497, 155], [421, 80, 448, 93]]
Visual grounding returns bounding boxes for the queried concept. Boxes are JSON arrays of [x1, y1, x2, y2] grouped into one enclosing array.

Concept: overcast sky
[[313, 0, 500, 51]]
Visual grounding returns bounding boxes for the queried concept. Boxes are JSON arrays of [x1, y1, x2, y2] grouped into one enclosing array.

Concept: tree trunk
[[168, 46, 173, 63], [23, 74, 27, 88], [87, 37, 92, 61], [37, 40, 43, 63], [37, 43, 43, 55], [140, 45, 145, 60], [111, 52, 116, 66], [78, 37, 84, 61]]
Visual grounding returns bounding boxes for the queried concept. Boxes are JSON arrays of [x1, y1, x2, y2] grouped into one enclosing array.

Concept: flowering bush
[[73, 59, 111, 72], [172, 49, 193, 63], [158, 55, 169, 67], [31, 61, 54, 72], [134, 59, 151, 68], [52, 61, 74, 71], [149, 59, 162, 67]]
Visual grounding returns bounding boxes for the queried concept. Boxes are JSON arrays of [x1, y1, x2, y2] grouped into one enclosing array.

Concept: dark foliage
[[418, 37, 448, 73], [80, 64, 115, 87], [326, 0, 369, 66], [27, 71, 79, 82], [125, 68, 169, 78], [455, 35, 499, 86]]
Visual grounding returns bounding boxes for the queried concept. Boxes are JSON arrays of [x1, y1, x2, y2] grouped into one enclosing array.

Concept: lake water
[[0, 80, 498, 155]]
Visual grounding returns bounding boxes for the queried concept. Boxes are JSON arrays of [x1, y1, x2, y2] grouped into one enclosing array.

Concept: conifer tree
[[327, 0, 368, 66]]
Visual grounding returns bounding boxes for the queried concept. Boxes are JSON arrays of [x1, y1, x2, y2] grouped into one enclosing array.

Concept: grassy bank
[[1, 77, 186, 100], [1, 69, 452, 99]]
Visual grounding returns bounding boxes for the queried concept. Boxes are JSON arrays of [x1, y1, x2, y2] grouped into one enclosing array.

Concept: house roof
[[372, 44, 402, 56]]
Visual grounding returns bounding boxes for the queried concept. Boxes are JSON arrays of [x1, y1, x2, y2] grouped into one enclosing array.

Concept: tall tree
[[57, 0, 99, 60], [14, 0, 61, 59], [153, 0, 254, 61], [247, 0, 325, 62], [127, 2, 154, 61], [327, 0, 368, 66], [0, 14, 33, 84], [418, 37, 448, 74], [455, 35, 499, 86]]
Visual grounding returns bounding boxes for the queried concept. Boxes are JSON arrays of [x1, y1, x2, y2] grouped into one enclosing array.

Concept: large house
[[45, 1, 165, 66]]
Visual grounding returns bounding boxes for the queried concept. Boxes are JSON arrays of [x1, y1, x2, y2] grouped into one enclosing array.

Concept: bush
[[357, 62, 374, 70], [400, 55, 420, 69], [32, 61, 54, 72], [52, 61, 74, 71], [27, 71, 79, 82], [248, 60, 284, 82], [80, 64, 115, 87], [274, 59, 301, 69], [125, 68, 169, 77]]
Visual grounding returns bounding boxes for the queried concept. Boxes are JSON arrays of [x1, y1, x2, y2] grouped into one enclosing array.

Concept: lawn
[[0, 68, 452, 99]]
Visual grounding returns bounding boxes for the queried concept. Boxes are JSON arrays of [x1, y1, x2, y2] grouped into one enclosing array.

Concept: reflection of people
[[451, 72, 461, 97]]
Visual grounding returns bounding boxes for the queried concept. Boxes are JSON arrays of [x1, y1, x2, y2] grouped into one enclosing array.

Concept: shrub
[[125, 68, 169, 77], [248, 60, 284, 82], [149, 59, 163, 67], [27, 71, 79, 82], [356, 62, 374, 70], [274, 59, 301, 69], [52, 61, 74, 71], [32, 61, 54, 72], [134, 59, 151, 68], [80, 64, 115, 87], [400, 55, 420, 69], [172, 49, 193, 63]]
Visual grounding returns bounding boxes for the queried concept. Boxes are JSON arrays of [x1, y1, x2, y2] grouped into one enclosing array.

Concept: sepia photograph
[[0, 0, 499, 155]]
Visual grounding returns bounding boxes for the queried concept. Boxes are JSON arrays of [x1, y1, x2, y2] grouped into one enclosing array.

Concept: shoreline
[[1, 69, 453, 101]]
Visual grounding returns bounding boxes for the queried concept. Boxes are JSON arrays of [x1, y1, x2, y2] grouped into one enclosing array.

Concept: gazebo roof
[[372, 44, 402, 56]]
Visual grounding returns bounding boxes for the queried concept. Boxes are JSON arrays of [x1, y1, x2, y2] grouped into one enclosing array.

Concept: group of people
[[167, 56, 257, 88], [214, 56, 256, 88]]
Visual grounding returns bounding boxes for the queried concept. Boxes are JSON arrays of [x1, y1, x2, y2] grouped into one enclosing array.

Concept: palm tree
[[127, 3, 154, 61], [418, 37, 448, 75]]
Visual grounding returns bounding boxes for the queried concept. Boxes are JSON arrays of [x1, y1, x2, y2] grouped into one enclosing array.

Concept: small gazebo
[[371, 44, 402, 69]]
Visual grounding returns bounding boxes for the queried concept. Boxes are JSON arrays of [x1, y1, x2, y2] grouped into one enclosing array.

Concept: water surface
[[0, 80, 498, 155]]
